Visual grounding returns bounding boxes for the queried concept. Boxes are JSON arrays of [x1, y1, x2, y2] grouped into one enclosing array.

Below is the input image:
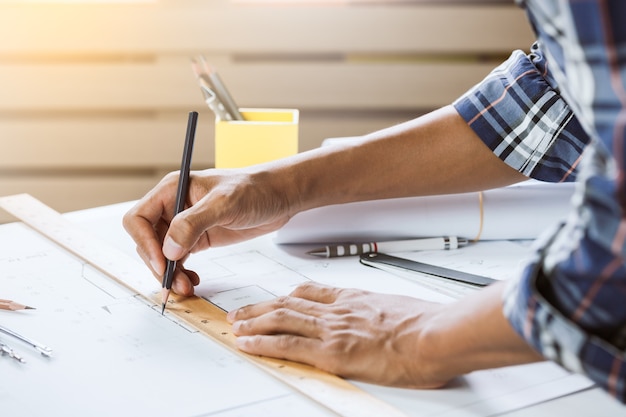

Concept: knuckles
[[272, 296, 292, 309], [274, 334, 300, 353]]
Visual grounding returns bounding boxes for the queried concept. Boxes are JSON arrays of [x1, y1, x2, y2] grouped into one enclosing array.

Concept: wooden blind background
[[0, 0, 533, 222]]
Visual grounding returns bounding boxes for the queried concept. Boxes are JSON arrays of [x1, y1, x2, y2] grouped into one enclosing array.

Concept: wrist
[[416, 283, 542, 384], [249, 143, 359, 217], [246, 158, 306, 219]]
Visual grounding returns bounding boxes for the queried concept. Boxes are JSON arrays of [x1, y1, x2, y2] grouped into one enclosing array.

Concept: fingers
[[124, 216, 164, 275], [124, 172, 211, 265], [123, 174, 178, 274], [234, 334, 322, 366], [161, 191, 223, 260], [290, 281, 343, 303], [171, 266, 200, 296], [226, 284, 389, 380], [228, 299, 329, 368], [227, 296, 325, 325], [232, 308, 324, 338], [226, 282, 341, 324], [126, 169, 292, 264]]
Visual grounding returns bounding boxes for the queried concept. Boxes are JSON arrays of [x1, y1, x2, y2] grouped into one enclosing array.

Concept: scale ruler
[[0, 194, 408, 417]]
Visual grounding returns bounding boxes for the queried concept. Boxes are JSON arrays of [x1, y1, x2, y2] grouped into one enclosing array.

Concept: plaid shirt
[[454, 0, 626, 403]]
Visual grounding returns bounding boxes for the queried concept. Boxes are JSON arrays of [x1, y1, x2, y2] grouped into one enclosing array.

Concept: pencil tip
[[25, 306, 35, 310], [160, 287, 171, 315]]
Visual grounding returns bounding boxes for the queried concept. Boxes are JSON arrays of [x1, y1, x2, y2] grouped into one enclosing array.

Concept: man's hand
[[227, 281, 543, 387], [228, 281, 448, 388], [122, 169, 293, 295]]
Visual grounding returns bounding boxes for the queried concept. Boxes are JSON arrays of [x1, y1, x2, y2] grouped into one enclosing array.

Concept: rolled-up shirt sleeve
[[453, 44, 589, 183]]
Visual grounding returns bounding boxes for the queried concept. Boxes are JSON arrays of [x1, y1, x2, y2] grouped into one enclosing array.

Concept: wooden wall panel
[[0, 175, 159, 224], [0, 115, 215, 168], [0, 0, 534, 219], [0, 61, 498, 110], [0, 4, 532, 54]]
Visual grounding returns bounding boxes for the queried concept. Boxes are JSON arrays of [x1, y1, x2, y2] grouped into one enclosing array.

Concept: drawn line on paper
[[193, 250, 312, 313], [193, 393, 295, 417]]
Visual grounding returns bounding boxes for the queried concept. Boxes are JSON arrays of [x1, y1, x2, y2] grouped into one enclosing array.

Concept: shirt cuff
[[453, 46, 589, 183], [503, 231, 626, 402]]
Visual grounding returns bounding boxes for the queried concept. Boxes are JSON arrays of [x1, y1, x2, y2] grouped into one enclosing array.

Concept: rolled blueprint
[[275, 181, 575, 244]]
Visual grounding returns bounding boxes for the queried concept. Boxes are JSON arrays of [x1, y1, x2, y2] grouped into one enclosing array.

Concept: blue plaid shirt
[[454, 0, 626, 403]]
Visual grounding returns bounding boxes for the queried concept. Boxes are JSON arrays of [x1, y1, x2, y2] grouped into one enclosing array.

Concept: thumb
[[162, 207, 209, 260], [162, 235, 186, 260]]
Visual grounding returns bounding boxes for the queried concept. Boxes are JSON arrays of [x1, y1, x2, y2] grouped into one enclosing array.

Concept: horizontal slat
[[0, 61, 496, 111], [0, 110, 418, 169], [0, 3, 533, 54], [299, 110, 422, 150], [0, 113, 215, 169], [0, 175, 158, 223]]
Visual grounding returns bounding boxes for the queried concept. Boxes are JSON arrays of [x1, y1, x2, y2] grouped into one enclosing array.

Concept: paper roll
[[275, 181, 575, 244]]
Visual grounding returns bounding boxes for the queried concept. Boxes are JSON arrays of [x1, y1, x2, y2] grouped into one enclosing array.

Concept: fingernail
[[150, 259, 165, 275], [231, 320, 240, 332], [163, 236, 184, 260], [231, 320, 246, 334], [235, 336, 251, 350], [226, 310, 236, 323]]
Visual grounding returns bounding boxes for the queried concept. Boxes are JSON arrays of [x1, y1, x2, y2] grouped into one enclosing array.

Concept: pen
[[191, 59, 232, 121], [199, 83, 232, 121], [0, 299, 35, 311], [191, 56, 243, 121], [161, 111, 198, 314], [306, 236, 468, 258]]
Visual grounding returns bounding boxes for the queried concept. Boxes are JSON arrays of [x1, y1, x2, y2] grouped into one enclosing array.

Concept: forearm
[[417, 282, 543, 384], [254, 105, 528, 216]]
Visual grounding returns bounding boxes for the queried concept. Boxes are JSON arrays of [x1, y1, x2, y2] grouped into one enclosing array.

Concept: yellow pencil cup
[[215, 108, 299, 168]]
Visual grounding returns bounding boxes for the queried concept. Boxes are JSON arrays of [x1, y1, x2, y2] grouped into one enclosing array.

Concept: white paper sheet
[[0, 222, 330, 417], [275, 181, 575, 244], [183, 235, 594, 417], [0, 201, 594, 417]]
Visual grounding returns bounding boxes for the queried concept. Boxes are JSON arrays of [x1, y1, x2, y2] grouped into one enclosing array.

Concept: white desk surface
[[2, 200, 625, 417]]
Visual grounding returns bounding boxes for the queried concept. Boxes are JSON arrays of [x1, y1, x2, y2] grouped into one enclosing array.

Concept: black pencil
[[161, 111, 198, 314]]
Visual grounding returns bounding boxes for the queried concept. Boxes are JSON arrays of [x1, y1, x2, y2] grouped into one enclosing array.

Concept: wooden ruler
[[0, 194, 408, 417]]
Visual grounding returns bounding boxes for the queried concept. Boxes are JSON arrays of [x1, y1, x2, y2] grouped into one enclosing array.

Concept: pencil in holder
[[214, 108, 299, 168]]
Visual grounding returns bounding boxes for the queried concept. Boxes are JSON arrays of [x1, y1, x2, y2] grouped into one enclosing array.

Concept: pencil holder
[[214, 108, 299, 168]]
